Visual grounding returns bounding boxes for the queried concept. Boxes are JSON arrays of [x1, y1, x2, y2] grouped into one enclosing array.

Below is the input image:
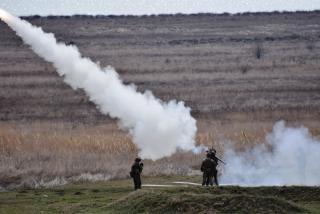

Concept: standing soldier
[[201, 153, 216, 186], [207, 149, 219, 186], [130, 158, 143, 190]]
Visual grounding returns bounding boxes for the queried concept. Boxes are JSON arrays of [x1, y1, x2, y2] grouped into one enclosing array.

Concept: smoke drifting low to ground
[[221, 121, 320, 186], [1, 9, 320, 187], [0, 9, 197, 160]]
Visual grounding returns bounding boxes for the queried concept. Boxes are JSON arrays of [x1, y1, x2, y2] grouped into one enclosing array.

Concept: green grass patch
[[0, 176, 319, 214]]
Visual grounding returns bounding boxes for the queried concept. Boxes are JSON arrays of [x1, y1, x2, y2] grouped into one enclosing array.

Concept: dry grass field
[[0, 11, 320, 188]]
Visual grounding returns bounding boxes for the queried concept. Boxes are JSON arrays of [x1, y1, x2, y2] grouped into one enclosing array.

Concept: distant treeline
[[22, 10, 320, 20]]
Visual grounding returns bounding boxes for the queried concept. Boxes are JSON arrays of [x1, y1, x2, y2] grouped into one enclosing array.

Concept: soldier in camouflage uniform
[[207, 149, 219, 186], [130, 158, 143, 190], [201, 153, 217, 186]]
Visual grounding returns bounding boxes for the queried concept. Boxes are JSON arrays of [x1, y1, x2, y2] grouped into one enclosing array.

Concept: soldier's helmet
[[210, 148, 217, 154], [135, 157, 142, 162]]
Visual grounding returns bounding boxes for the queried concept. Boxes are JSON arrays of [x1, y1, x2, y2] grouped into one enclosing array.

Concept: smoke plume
[[2, 9, 319, 186], [221, 121, 320, 186], [0, 9, 197, 160]]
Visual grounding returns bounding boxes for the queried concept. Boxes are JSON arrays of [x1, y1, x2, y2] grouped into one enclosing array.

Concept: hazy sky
[[0, 0, 320, 16]]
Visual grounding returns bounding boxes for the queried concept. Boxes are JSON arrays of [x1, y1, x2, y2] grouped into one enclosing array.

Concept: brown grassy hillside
[[0, 11, 319, 187]]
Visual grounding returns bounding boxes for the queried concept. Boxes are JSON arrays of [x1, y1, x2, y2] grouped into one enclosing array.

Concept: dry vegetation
[[0, 11, 320, 188], [0, 122, 209, 188]]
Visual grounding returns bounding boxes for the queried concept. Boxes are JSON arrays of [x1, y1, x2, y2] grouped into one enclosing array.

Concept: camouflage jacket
[[201, 158, 217, 174], [131, 162, 143, 176]]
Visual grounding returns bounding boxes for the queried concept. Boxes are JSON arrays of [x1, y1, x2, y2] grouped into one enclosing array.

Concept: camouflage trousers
[[202, 171, 213, 186], [202, 170, 218, 186], [132, 174, 141, 190]]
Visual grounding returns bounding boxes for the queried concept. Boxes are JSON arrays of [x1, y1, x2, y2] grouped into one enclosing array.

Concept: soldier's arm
[[200, 161, 205, 171]]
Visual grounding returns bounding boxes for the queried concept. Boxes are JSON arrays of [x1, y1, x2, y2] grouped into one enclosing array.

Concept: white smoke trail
[[221, 121, 320, 186], [0, 9, 197, 160]]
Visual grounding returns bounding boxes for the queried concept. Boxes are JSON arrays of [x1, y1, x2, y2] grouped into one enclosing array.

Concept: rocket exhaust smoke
[[221, 121, 320, 186], [2, 9, 319, 186], [0, 9, 197, 160], [0, 9, 10, 22]]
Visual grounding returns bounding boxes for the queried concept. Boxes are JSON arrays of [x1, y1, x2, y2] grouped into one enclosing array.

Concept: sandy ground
[[143, 181, 202, 187]]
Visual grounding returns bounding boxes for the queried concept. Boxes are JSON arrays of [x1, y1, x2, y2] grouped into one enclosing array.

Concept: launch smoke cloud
[[0, 8, 197, 160], [221, 121, 320, 186], [2, 9, 320, 186]]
